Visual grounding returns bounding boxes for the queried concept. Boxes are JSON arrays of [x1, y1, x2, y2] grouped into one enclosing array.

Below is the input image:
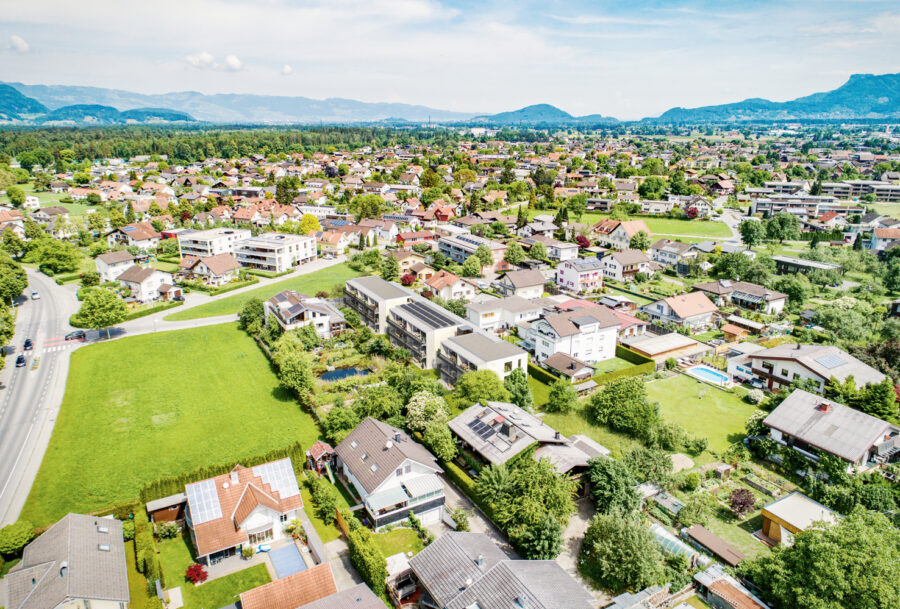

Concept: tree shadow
[[271, 385, 295, 403]]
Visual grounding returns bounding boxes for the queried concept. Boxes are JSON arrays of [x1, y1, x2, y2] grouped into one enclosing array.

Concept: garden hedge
[[527, 362, 559, 385], [245, 268, 293, 279], [347, 526, 388, 599]]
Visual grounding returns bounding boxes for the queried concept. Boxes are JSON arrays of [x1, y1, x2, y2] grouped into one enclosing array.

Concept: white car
[[30, 290, 40, 300]]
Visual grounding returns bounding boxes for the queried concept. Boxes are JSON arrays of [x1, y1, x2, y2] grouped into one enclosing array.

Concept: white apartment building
[[437, 332, 528, 385], [466, 296, 542, 333], [555, 257, 604, 293], [178, 227, 251, 258], [235, 232, 317, 273], [527, 307, 619, 363], [344, 276, 416, 333]]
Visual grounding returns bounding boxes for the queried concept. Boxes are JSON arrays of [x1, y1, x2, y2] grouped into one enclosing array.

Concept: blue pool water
[[269, 543, 307, 579], [320, 367, 370, 381], [686, 365, 730, 386]]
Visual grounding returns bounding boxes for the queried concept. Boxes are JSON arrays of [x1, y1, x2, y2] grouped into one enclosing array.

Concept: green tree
[[406, 391, 450, 432], [6, 186, 24, 207], [237, 297, 265, 335], [529, 241, 547, 261], [586, 457, 640, 515], [629, 230, 651, 251], [420, 167, 441, 189], [0, 520, 35, 555], [423, 422, 457, 461], [350, 194, 385, 220], [579, 511, 665, 592], [76, 288, 126, 337], [774, 275, 812, 308], [275, 176, 300, 206], [504, 368, 533, 412], [274, 349, 315, 396], [461, 255, 482, 277], [0, 262, 27, 305], [109, 208, 128, 229], [586, 377, 659, 439], [452, 370, 510, 407], [298, 213, 321, 235], [504, 241, 526, 265], [765, 213, 801, 243], [31, 239, 81, 273], [678, 492, 718, 526], [637, 176, 667, 200], [380, 255, 400, 282], [622, 446, 673, 486], [23, 218, 44, 240], [739, 508, 900, 609], [545, 378, 577, 414], [0, 230, 25, 259], [713, 251, 751, 280], [488, 458, 577, 538], [739, 219, 766, 247], [516, 513, 563, 560], [474, 244, 493, 267]]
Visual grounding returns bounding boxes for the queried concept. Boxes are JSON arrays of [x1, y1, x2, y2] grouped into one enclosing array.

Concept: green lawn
[[592, 357, 637, 375], [704, 511, 768, 560], [539, 405, 642, 458], [872, 203, 900, 219], [158, 535, 270, 609], [684, 595, 712, 608], [651, 234, 711, 244], [165, 263, 362, 321], [21, 323, 323, 526], [603, 285, 656, 306], [300, 479, 353, 543], [646, 374, 760, 454], [124, 540, 153, 609], [572, 212, 732, 238], [372, 528, 425, 558]]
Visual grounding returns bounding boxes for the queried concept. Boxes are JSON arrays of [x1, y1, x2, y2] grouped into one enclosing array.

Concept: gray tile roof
[[501, 269, 546, 289], [409, 532, 593, 609], [335, 417, 442, 494], [96, 250, 135, 264], [749, 343, 885, 386], [442, 332, 525, 362], [117, 265, 156, 283], [294, 583, 384, 609], [6, 514, 129, 609], [763, 389, 896, 462]]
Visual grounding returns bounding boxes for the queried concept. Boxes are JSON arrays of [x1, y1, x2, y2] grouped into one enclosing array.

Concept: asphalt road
[[0, 270, 80, 525]]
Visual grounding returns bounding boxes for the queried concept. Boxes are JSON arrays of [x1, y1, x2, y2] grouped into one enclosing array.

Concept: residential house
[[555, 257, 604, 293], [496, 269, 546, 299], [184, 458, 303, 565], [5, 513, 129, 609], [438, 234, 506, 268], [235, 233, 317, 273], [746, 343, 886, 393], [335, 417, 445, 528], [641, 292, 718, 330], [760, 492, 839, 546], [693, 280, 788, 315], [94, 250, 136, 282], [0, 209, 25, 239], [772, 255, 842, 276], [592, 219, 650, 250], [388, 249, 426, 276], [177, 227, 251, 258], [240, 564, 338, 609], [602, 249, 655, 282], [694, 564, 770, 609], [31, 206, 70, 224], [295, 583, 383, 609], [265, 290, 346, 338], [528, 307, 619, 363], [406, 532, 595, 609], [649, 238, 696, 267], [868, 227, 900, 252], [542, 352, 594, 383], [521, 234, 578, 262], [763, 389, 899, 470], [344, 276, 416, 333], [465, 296, 542, 333], [436, 332, 527, 385], [106, 222, 160, 251], [118, 266, 176, 303], [180, 253, 241, 286], [358, 218, 398, 242], [424, 270, 476, 301], [316, 230, 351, 256]]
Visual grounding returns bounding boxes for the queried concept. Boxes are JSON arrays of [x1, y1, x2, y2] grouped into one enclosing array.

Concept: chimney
[[816, 402, 831, 413], [394, 431, 402, 443], [385, 440, 394, 449], [795, 342, 801, 350], [475, 553, 484, 567], [230, 471, 239, 485], [464, 577, 473, 588]]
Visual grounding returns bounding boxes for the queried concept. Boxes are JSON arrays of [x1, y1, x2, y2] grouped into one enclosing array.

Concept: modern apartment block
[[437, 233, 506, 266], [235, 232, 317, 273], [436, 332, 527, 385], [178, 227, 251, 258], [343, 276, 416, 333], [387, 299, 466, 369]]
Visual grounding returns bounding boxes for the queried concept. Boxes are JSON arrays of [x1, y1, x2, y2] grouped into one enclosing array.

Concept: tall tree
[[739, 219, 766, 247], [380, 255, 400, 282], [504, 368, 533, 412], [580, 511, 665, 592], [474, 244, 493, 267], [504, 241, 526, 265], [629, 230, 651, 251], [76, 288, 126, 338], [586, 457, 640, 515], [545, 378, 577, 413]]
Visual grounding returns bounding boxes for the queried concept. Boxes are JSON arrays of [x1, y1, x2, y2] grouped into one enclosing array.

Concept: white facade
[[178, 227, 251, 258], [235, 233, 317, 272], [555, 258, 604, 293], [119, 269, 174, 303], [529, 318, 617, 364], [95, 257, 133, 283], [346, 458, 444, 529]]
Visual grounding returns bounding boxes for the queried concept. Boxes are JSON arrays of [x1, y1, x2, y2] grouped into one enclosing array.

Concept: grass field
[[872, 203, 900, 219], [534, 210, 732, 238], [158, 535, 270, 609], [647, 374, 760, 454], [372, 528, 425, 558], [165, 263, 362, 321], [21, 323, 323, 526], [300, 480, 353, 543]]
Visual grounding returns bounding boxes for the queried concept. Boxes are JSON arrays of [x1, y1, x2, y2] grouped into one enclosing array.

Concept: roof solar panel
[[815, 354, 846, 370], [186, 479, 222, 525], [252, 459, 300, 499]]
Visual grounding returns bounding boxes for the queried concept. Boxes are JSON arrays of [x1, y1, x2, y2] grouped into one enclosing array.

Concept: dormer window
[[98, 544, 111, 552], [361, 453, 368, 461]]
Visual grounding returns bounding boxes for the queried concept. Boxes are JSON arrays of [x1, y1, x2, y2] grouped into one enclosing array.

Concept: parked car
[[15, 354, 26, 367], [65, 330, 86, 341], [23, 338, 33, 350], [30, 290, 40, 300]]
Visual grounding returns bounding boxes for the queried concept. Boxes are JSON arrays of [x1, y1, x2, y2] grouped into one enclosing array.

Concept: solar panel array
[[252, 459, 301, 498], [815, 354, 846, 370], [468, 418, 497, 441], [185, 479, 222, 525], [399, 301, 458, 329]]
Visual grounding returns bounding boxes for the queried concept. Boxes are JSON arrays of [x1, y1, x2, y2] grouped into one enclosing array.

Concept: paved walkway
[[559, 497, 609, 607]]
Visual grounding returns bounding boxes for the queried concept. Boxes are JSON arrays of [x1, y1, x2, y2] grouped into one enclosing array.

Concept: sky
[[3, 0, 900, 120]]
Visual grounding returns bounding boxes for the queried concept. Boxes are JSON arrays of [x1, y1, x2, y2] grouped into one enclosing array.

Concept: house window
[[361, 453, 368, 461], [405, 464, 411, 474], [350, 440, 358, 448], [248, 529, 273, 545], [280, 513, 289, 523], [371, 464, 378, 472], [396, 468, 403, 477], [781, 369, 789, 377]]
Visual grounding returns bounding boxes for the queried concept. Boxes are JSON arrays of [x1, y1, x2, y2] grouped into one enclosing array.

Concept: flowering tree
[[685, 206, 699, 219], [729, 488, 756, 517], [185, 563, 208, 584]]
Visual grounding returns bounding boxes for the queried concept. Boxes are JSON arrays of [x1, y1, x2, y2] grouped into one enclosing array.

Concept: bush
[[746, 389, 765, 404], [122, 520, 135, 541], [0, 520, 35, 555], [154, 521, 179, 539], [450, 507, 470, 532], [305, 471, 340, 525], [665, 357, 678, 370], [682, 472, 701, 492], [185, 563, 208, 584], [347, 527, 388, 598]]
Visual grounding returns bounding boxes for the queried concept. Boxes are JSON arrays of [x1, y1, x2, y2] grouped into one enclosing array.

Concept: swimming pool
[[685, 364, 730, 387], [269, 543, 307, 579]]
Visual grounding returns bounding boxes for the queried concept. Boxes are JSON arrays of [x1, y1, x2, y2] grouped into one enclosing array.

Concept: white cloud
[[281, 64, 293, 76], [10, 35, 30, 53], [184, 51, 215, 69], [224, 54, 242, 71]]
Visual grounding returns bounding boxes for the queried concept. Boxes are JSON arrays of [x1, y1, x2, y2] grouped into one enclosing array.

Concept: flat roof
[[443, 332, 524, 361], [772, 255, 842, 270], [623, 332, 700, 356], [762, 491, 839, 531], [348, 275, 413, 300], [395, 300, 462, 330]]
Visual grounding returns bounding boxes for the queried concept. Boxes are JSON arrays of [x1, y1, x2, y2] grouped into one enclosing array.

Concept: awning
[[402, 474, 443, 499], [366, 486, 410, 512]]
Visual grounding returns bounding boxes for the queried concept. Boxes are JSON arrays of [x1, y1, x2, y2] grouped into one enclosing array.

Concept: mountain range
[[1, 72, 899, 126]]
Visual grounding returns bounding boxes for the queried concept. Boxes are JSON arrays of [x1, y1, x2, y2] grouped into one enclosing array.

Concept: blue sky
[[4, 0, 899, 119]]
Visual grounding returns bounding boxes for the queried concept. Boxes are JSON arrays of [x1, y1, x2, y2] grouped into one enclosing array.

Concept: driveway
[[439, 475, 518, 558], [558, 497, 609, 607]]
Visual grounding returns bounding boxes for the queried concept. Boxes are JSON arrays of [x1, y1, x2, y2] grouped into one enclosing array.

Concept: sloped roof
[[748, 343, 885, 386], [117, 265, 156, 283], [501, 269, 545, 289], [294, 583, 383, 609], [240, 563, 337, 609], [662, 292, 717, 319], [96, 250, 135, 265], [199, 253, 239, 276]]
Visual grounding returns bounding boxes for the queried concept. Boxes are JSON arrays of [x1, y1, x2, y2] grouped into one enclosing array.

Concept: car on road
[[31, 290, 40, 300], [23, 338, 33, 350], [65, 330, 86, 341], [15, 354, 26, 367]]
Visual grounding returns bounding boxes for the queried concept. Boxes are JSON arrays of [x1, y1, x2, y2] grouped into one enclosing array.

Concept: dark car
[[23, 338, 33, 350], [15, 354, 26, 367], [65, 330, 86, 341]]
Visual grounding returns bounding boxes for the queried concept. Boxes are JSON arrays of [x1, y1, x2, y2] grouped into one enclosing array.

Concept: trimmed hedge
[[527, 362, 560, 385], [615, 344, 654, 366], [594, 361, 655, 385], [244, 268, 293, 279], [138, 440, 306, 503], [70, 300, 184, 327], [347, 526, 388, 599], [441, 460, 496, 522]]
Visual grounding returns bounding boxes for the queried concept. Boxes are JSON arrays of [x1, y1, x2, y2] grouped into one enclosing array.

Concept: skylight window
[[361, 453, 368, 461], [371, 464, 379, 472]]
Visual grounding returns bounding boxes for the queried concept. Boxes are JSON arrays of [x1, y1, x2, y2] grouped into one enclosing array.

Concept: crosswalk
[[37, 345, 73, 355]]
